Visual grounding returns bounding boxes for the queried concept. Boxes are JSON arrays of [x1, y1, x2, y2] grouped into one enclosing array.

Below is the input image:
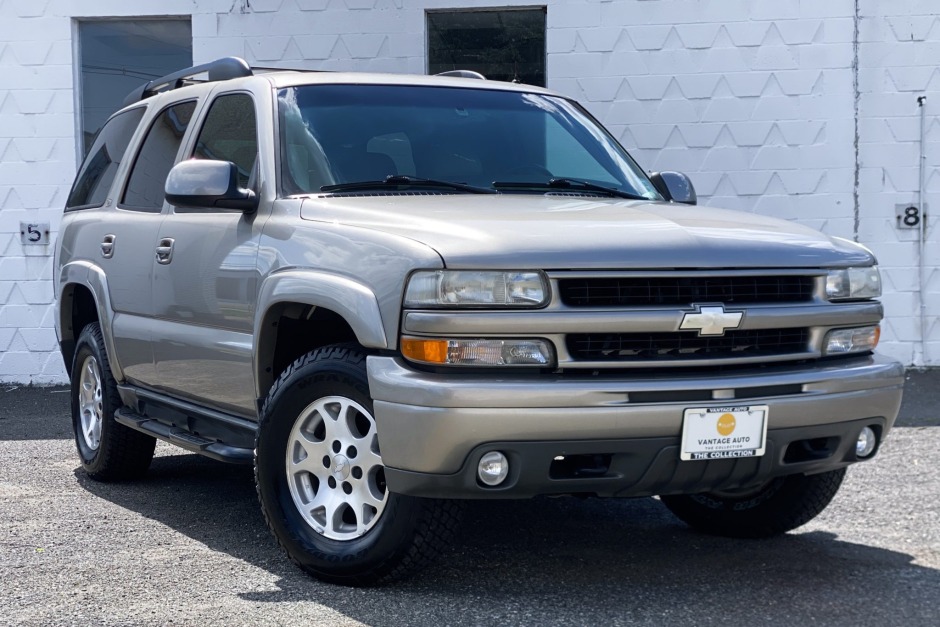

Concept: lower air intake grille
[[567, 329, 810, 362]]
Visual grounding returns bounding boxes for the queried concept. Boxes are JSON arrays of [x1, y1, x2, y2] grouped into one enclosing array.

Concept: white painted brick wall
[[854, 1, 940, 366], [1, 0, 937, 383]]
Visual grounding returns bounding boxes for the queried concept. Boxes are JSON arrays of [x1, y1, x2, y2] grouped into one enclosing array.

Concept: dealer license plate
[[680, 406, 768, 461]]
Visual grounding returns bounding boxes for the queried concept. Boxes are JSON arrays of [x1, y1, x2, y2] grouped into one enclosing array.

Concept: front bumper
[[366, 354, 904, 498]]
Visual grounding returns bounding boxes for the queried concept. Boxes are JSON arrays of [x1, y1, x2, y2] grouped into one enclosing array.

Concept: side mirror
[[650, 171, 697, 205], [165, 159, 258, 212]]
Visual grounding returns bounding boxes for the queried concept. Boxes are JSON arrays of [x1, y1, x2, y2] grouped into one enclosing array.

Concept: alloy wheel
[[285, 396, 388, 540], [78, 355, 104, 451]]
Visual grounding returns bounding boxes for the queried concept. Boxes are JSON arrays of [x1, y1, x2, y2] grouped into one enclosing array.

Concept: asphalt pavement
[[0, 371, 937, 626]]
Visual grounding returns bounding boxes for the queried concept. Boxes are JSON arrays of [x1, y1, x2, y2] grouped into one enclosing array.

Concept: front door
[[151, 92, 263, 418]]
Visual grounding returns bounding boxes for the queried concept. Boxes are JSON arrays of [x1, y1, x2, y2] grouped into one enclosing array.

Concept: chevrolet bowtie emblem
[[679, 305, 744, 336]]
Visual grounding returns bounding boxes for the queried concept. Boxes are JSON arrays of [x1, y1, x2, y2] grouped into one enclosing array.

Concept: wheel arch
[[254, 269, 388, 403], [57, 261, 122, 380]]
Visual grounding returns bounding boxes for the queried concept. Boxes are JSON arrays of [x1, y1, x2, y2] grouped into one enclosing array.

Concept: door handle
[[100, 234, 116, 259], [155, 237, 175, 265]]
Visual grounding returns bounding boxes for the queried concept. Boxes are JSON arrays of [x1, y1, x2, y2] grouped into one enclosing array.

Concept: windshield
[[277, 84, 661, 199]]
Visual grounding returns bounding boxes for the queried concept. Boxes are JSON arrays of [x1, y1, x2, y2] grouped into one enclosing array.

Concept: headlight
[[823, 325, 880, 355], [404, 270, 548, 308], [401, 337, 554, 367], [826, 266, 881, 300]]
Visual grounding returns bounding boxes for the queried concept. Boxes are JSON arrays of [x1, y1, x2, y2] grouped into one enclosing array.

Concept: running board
[[114, 408, 253, 465]]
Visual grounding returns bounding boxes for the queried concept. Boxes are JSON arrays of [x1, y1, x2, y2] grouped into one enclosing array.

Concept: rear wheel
[[70, 323, 155, 481], [660, 468, 847, 538], [255, 344, 461, 585]]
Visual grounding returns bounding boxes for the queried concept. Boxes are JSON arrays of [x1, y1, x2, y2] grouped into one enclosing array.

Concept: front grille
[[567, 328, 810, 362], [559, 276, 814, 307]]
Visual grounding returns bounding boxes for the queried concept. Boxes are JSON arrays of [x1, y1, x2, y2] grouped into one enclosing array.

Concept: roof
[[262, 69, 558, 96], [122, 56, 561, 107]]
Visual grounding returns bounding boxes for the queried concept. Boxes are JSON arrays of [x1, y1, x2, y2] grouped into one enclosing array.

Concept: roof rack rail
[[122, 57, 253, 107], [434, 70, 486, 80]]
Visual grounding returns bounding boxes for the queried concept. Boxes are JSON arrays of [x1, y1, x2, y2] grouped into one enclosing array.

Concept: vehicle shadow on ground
[[75, 451, 939, 626]]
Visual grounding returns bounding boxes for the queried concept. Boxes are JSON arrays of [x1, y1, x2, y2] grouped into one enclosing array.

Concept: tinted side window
[[121, 101, 197, 212], [193, 94, 258, 189], [66, 107, 145, 210]]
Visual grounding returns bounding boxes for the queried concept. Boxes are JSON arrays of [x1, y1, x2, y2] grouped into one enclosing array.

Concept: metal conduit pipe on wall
[[917, 95, 929, 366]]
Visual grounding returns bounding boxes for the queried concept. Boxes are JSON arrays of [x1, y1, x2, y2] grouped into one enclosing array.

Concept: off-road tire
[[660, 468, 847, 538], [70, 322, 156, 481], [255, 344, 462, 586]]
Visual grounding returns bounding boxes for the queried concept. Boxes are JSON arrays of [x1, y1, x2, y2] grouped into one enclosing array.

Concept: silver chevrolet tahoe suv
[[55, 57, 904, 585]]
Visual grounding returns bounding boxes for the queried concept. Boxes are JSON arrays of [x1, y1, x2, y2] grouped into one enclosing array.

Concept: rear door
[[150, 91, 265, 418], [59, 107, 145, 377], [105, 99, 199, 385]]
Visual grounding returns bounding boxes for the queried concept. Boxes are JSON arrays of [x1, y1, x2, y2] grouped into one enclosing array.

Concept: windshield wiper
[[493, 177, 650, 200], [321, 175, 496, 194]]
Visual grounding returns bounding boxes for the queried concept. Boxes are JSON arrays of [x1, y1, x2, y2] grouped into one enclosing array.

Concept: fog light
[[477, 451, 509, 486], [856, 426, 877, 458]]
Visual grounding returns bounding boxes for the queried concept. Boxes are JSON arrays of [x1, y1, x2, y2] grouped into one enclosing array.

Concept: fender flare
[[57, 260, 124, 381], [253, 269, 388, 399]]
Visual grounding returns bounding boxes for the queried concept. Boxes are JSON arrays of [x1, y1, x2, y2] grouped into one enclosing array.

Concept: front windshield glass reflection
[[277, 84, 661, 199]]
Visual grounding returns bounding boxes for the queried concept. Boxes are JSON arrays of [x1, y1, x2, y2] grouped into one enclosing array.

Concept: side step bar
[[115, 408, 254, 465]]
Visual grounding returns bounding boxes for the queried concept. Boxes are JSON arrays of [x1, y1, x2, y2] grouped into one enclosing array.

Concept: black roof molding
[[250, 65, 325, 73], [122, 57, 253, 107], [434, 70, 487, 80]]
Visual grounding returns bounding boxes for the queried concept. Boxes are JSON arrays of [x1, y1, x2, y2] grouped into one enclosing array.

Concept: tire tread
[[661, 468, 847, 539], [73, 323, 155, 481], [255, 343, 461, 585]]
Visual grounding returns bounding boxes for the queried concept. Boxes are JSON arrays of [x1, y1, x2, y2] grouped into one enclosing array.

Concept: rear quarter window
[[66, 107, 145, 210]]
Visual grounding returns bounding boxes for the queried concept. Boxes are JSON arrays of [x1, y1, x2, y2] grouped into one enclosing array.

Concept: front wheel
[[255, 345, 461, 585], [660, 468, 847, 538]]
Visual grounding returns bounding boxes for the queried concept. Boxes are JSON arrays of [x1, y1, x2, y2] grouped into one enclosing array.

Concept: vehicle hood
[[299, 194, 875, 269]]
